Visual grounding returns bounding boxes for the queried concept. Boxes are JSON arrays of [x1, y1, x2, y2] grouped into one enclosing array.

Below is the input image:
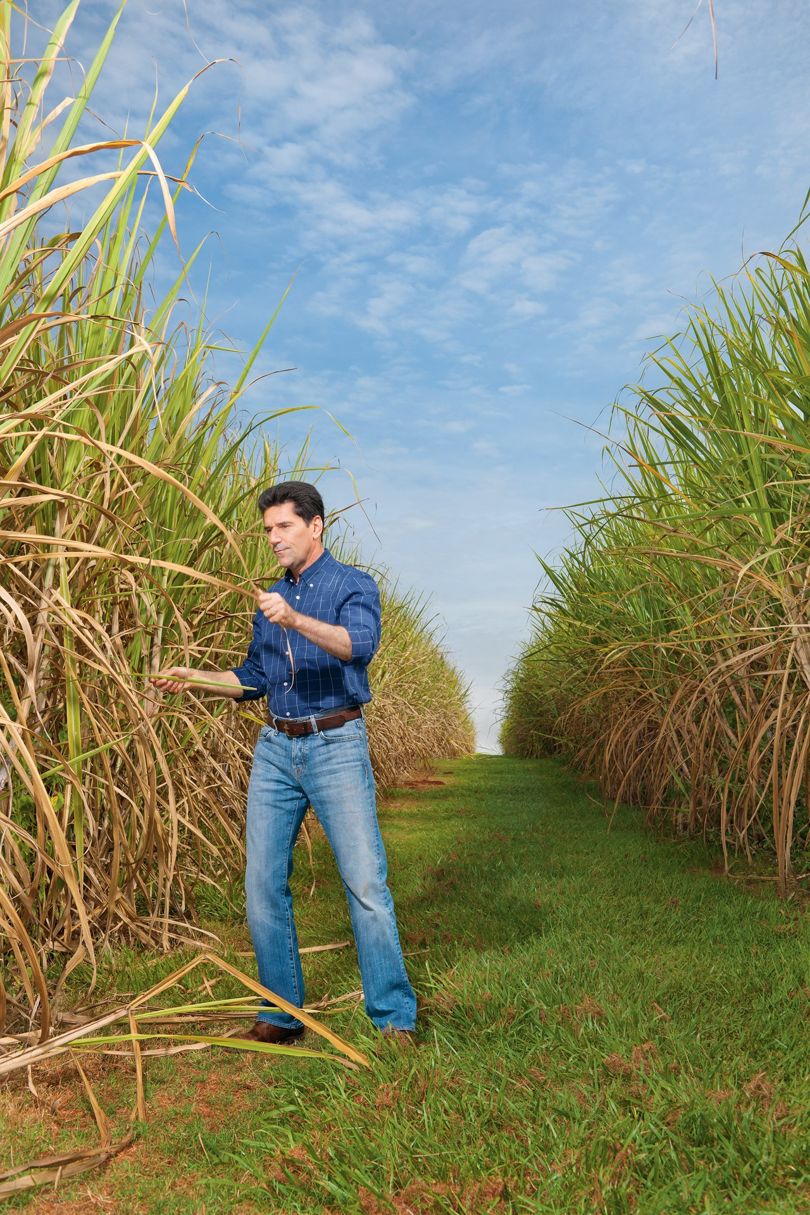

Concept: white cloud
[[459, 225, 572, 298], [356, 277, 416, 334], [471, 438, 499, 457], [510, 297, 546, 320], [629, 315, 680, 342], [420, 183, 491, 236], [208, 5, 414, 150], [439, 419, 475, 435]]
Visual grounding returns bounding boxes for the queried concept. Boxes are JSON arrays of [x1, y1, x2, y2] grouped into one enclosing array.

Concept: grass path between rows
[[2, 756, 809, 1214]]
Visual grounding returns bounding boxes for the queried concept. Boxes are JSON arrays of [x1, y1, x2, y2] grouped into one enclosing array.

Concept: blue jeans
[[245, 716, 416, 1032]]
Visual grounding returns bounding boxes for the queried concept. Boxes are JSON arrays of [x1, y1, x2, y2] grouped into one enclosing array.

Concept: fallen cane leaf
[[71, 1053, 111, 1146], [0, 1138, 134, 1197]]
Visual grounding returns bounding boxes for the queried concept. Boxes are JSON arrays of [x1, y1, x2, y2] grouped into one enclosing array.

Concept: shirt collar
[[284, 547, 332, 585]]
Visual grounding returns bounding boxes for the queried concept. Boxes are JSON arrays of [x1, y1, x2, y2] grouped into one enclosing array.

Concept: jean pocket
[[319, 719, 365, 743]]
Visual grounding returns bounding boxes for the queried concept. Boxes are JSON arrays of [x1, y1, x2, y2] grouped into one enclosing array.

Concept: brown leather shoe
[[381, 1027, 417, 1046], [243, 1020, 304, 1045]]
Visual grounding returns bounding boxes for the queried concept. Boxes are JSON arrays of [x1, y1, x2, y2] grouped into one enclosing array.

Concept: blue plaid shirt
[[230, 549, 381, 719]]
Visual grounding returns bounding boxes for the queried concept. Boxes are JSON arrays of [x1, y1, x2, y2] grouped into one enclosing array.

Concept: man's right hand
[[151, 666, 194, 694]]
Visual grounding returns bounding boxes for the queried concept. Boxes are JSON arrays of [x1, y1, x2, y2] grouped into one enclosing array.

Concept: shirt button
[[286, 712, 290, 717], [296, 595, 300, 600]]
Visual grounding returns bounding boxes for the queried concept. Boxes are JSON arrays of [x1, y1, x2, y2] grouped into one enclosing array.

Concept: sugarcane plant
[[0, 1, 474, 1040], [0, 0, 301, 1036], [502, 235, 810, 894]]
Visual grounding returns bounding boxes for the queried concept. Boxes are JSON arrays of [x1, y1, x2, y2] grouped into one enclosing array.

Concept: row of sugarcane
[[0, 2, 473, 1036], [502, 236, 810, 895]]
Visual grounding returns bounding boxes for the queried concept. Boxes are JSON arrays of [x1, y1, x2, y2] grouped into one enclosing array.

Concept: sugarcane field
[[0, 3, 808, 1213]]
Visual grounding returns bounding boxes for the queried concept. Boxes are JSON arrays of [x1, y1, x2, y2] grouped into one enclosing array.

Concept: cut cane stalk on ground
[[0, 953, 367, 1198]]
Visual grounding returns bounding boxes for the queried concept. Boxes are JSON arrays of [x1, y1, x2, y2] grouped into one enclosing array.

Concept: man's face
[[262, 501, 323, 575]]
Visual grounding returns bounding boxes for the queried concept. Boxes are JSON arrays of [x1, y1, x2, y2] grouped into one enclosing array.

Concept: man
[[154, 481, 416, 1043]]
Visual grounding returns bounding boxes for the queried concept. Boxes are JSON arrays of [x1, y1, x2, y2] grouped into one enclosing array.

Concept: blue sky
[[40, 0, 810, 748]]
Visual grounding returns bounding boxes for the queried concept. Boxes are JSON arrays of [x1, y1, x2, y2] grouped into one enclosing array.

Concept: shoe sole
[[237, 1026, 306, 1046]]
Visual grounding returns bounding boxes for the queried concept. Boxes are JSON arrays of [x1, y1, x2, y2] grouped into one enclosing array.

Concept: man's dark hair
[[257, 480, 325, 526]]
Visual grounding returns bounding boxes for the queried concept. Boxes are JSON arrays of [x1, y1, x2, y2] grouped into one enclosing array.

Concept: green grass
[[2, 757, 808, 1214]]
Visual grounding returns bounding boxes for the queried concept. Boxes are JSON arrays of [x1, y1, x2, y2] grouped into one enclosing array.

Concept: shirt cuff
[[344, 626, 377, 664], [229, 667, 266, 702]]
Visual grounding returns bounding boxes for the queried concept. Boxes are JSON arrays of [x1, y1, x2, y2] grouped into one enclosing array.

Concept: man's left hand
[[257, 591, 298, 629]]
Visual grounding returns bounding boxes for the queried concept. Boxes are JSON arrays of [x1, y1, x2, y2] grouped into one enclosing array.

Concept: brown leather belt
[[268, 706, 362, 737]]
